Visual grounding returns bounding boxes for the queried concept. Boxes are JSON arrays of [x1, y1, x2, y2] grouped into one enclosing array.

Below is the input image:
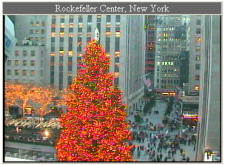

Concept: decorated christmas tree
[[56, 39, 133, 161]]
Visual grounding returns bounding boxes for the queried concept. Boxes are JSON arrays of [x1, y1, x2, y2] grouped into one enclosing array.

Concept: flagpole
[[138, 72, 151, 80]]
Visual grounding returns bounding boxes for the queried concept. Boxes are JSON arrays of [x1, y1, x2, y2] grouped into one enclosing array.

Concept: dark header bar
[[3, 2, 221, 15]]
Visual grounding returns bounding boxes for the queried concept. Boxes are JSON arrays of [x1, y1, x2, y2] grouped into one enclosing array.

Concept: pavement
[[128, 100, 197, 162]]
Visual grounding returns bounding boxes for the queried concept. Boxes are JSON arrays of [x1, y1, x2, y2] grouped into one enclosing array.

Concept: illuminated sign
[[182, 114, 200, 119]]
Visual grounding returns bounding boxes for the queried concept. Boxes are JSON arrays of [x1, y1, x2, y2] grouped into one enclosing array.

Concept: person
[[164, 156, 168, 161], [187, 156, 190, 161]]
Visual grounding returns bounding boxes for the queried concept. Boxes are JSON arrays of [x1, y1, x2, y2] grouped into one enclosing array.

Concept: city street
[[128, 99, 196, 161]]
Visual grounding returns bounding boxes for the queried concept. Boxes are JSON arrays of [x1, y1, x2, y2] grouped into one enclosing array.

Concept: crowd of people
[[128, 99, 197, 162]]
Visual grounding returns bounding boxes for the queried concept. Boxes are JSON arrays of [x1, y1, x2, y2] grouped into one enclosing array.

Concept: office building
[[195, 15, 221, 161], [154, 15, 190, 90], [188, 15, 202, 92]]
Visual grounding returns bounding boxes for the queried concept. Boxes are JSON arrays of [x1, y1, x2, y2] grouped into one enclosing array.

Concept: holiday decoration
[[5, 82, 56, 116], [56, 39, 133, 161]]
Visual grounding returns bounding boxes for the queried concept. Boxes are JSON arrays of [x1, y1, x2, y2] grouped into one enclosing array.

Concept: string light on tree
[[56, 38, 133, 161]]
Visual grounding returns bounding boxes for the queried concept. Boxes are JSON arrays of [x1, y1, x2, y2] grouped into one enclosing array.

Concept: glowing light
[[56, 39, 133, 162]]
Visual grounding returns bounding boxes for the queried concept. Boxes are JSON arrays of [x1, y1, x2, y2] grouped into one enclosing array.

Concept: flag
[[142, 76, 152, 88], [175, 86, 182, 101]]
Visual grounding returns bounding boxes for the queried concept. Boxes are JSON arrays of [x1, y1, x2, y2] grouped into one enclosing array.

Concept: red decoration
[[56, 39, 133, 161]]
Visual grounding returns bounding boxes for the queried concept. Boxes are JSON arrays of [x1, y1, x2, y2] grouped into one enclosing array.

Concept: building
[[154, 15, 190, 90], [5, 16, 17, 62], [44, 15, 145, 109], [143, 15, 157, 97], [195, 15, 221, 161], [13, 15, 47, 46], [5, 43, 46, 85], [6, 15, 145, 112], [188, 15, 202, 92]]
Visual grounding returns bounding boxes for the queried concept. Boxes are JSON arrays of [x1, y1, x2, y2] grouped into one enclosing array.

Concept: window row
[[15, 50, 36, 56], [7, 60, 42, 67], [30, 21, 45, 26], [30, 29, 45, 34], [52, 15, 121, 23], [7, 70, 36, 76]]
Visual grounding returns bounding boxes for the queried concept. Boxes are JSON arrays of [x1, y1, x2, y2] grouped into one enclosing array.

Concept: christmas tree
[[56, 39, 133, 161]]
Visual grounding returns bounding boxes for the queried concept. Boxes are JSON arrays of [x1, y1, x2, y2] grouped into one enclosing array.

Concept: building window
[[97, 15, 101, 22], [59, 56, 63, 62], [114, 64, 119, 72], [15, 50, 19, 56], [115, 57, 119, 63], [106, 27, 110, 32], [195, 64, 200, 70], [115, 38, 120, 51], [51, 27, 56, 32], [35, 29, 39, 34], [87, 37, 91, 42], [114, 78, 119, 86], [36, 21, 40, 26], [106, 15, 111, 22], [30, 70, 35, 76], [7, 70, 11, 75], [23, 60, 27, 66], [60, 28, 64, 32], [59, 65, 63, 71], [195, 75, 200, 80], [15, 60, 19, 66], [115, 27, 120, 32], [68, 65, 72, 71], [30, 22, 34, 26], [105, 37, 110, 53], [60, 18, 65, 23], [31, 60, 35, 66], [87, 15, 92, 22], [115, 32, 121, 37], [15, 70, 19, 76], [51, 37, 55, 42], [77, 46, 82, 52], [7, 60, 11, 66], [196, 55, 200, 61], [51, 46, 55, 52], [60, 37, 64, 42], [22, 70, 26, 76], [30, 30, 33, 34], [194, 85, 200, 91], [87, 26, 91, 32], [41, 29, 45, 34], [116, 15, 120, 22], [31, 50, 35, 56], [196, 46, 201, 52], [114, 72, 119, 78], [23, 51, 27, 56], [69, 28, 73, 32], [78, 27, 82, 32], [78, 15, 83, 22], [196, 28, 201, 34], [196, 37, 201, 43], [196, 19, 201, 25], [69, 15, 74, 23], [68, 75, 73, 85]]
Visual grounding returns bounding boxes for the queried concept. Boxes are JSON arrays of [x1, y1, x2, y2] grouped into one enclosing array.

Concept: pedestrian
[[160, 153, 163, 160], [187, 156, 190, 161], [180, 148, 183, 155], [164, 156, 168, 161]]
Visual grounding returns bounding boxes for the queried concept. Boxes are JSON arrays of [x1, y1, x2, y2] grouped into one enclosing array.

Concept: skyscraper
[[5, 15, 145, 111], [195, 15, 221, 161], [154, 15, 190, 90]]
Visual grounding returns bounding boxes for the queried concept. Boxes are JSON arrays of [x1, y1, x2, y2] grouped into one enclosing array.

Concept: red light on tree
[[56, 39, 133, 161]]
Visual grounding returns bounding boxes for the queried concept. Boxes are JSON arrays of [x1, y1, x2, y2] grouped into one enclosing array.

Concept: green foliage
[[134, 114, 142, 123], [164, 96, 174, 116]]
